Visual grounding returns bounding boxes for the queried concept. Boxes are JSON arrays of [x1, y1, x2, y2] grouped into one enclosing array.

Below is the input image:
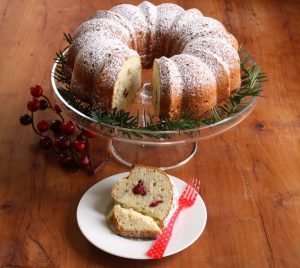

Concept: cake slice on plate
[[106, 204, 161, 239], [107, 165, 178, 239]]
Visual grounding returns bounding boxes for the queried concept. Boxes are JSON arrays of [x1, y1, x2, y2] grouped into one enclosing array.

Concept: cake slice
[[111, 165, 175, 228], [107, 204, 162, 239]]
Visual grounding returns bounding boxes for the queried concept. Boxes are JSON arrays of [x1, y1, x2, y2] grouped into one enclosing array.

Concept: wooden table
[[1, 0, 299, 267]]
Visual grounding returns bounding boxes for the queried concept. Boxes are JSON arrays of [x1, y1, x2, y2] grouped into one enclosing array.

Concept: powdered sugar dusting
[[156, 3, 184, 34], [183, 49, 230, 102], [73, 18, 131, 45], [111, 4, 149, 56], [166, 8, 203, 55], [183, 37, 239, 70], [171, 54, 216, 93], [91, 10, 137, 49], [138, 1, 157, 66], [69, 1, 240, 115], [154, 4, 184, 56], [172, 16, 235, 54]]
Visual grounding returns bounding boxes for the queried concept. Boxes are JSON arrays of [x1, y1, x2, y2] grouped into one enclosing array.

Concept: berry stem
[[41, 94, 53, 108], [30, 111, 46, 137], [51, 145, 60, 154], [75, 123, 93, 172], [42, 94, 65, 123], [76, 124, 83, 132]]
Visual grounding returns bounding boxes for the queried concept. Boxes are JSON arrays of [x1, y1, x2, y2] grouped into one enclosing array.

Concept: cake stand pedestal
[[109, 140, 198, 170]]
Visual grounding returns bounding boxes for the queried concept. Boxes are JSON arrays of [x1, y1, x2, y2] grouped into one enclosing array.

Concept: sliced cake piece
[[111, 165, 175, 227], [152, 56, 183, 118], [107, 204, 162, 239]]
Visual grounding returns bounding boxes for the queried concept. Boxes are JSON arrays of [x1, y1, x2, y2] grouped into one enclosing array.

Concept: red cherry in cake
[[27, 98, 40, 112], [19, 114, 32, 125], [54, 135, 71, 150], [37, 120, 49, 133], [77, 155, 90, 168], [39, 99, 48, 110], [149, 200, 163, 207], [73, 140, 85, 152], [61, 121, 75, 135], [30, 85, 43, 98], [39, 136, 52, 150], [84, 129, 96, 138], [54, 104, 62, 114], [132, 180, 147, 196]]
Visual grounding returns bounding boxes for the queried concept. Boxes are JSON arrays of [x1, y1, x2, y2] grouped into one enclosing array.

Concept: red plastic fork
[[147, 178, 201, 259]]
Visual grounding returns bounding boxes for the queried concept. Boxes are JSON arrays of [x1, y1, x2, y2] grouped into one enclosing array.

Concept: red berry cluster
[[20, 85, 98, 174]]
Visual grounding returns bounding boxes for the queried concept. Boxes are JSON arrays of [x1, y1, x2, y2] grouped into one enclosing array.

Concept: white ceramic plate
[[76, 172, 207, 259]]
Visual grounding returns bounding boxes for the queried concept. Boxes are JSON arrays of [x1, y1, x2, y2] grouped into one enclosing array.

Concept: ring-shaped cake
[[65, 1, 240, 119]]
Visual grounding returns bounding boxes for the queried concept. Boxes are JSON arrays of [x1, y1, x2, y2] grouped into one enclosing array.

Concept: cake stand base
[[108, 140, 197, 170]]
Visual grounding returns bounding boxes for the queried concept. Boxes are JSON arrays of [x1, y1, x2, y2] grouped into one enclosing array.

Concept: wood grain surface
[[0, 0, 299, 267]]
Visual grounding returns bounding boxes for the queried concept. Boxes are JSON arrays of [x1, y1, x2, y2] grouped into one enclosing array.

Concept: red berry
[[77, 155, 90, 168], [30, 85, 43, 98], [132, 180, 147, 196], [54, 104, 62, 114], [73, 140, 85, 152], [37, 120, 49, 133], [149, 200, 163, 207], [39, 99, 48, 110], [20, 114, 32, 125], [61, 121, 75, 135], [27, 98, 40, 112], [50, 120, 62, 133], [84, 129, 96, 138], [54, 136, 71, 150], [39, 136, 52, 150], [58, 153, 73, 167]]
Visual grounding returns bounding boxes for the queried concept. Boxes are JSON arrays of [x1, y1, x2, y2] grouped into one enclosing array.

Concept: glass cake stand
[[51, 57, 258, 170]]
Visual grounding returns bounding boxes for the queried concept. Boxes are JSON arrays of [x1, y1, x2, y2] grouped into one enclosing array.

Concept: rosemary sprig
[[64, 32, 73, 45], [53, 33, 267, 140], [92, 108, 139, 128], [53, 50, 71, 86]]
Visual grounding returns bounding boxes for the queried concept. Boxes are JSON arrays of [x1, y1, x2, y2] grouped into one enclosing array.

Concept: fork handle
[[147, 206, 183, 259]]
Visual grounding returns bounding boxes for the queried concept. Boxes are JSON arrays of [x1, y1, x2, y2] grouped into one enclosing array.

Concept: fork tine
[[190, 178, 200, 193], [181, 183, 190, 198], [187, 184, 196, 200], [183, 178, 193, 195], [188, 178, 194, 187], [183, 184, 192, 198], [186, 183, 197, 199], [186, 178, 200, 200], [194, 178, 201, 193], [191, 189, 198, 200], [182, 178, 201, 200]]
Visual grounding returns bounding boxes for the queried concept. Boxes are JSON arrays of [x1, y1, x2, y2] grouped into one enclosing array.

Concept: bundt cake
[[66, 1, 240, 119], [107, 165, 178, 239]]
